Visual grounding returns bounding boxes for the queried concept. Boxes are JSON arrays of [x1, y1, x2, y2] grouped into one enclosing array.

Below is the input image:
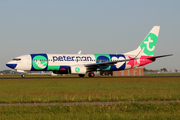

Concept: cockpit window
[[13, 58, 21, 61]]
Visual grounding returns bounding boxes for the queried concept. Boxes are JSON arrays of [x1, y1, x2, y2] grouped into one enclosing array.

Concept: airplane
[[6, 26, 173, 78]]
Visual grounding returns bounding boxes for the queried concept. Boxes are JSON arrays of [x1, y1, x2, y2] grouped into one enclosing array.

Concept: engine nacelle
[[70, 65, 87, 74], [53, 66, 70, 74], [53, 70, 69, 74]]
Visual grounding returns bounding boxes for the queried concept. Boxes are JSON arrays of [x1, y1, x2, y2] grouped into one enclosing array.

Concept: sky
[[0, 0, 179, 71]]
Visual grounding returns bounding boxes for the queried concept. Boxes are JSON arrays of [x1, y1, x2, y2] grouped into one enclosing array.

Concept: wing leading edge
[[85, 48, 145, 70]]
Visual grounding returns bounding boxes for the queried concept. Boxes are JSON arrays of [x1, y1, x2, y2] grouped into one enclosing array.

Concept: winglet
[[78, 50, 81, 54]]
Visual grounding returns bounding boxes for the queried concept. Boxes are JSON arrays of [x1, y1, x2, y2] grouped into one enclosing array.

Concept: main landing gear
[[88, 72, 95, 77], [78, 72, 95, 77], [79, 74, 85, 77]]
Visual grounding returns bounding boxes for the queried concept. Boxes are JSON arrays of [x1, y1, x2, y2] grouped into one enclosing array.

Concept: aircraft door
[[27, 55, 31, 65]]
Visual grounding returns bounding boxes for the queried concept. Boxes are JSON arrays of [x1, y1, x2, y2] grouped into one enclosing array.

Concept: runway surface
[[1, 101, 180, 106], [0, 76, 180, 79]]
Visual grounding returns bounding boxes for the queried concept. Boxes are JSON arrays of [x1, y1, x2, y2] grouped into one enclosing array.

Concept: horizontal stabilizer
[[146, 54, 173, 59]]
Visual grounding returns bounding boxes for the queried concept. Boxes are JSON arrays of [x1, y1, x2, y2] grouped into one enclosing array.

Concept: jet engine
[[53, 70, 69, 74], [53, 66, 70, 74], [69, 65, 87, 74]]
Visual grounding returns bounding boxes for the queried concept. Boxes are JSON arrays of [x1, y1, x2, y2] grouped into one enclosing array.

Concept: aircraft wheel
[[21, 74, 25, 78], [79, 74, 85, 77], [88, 72, 95, 77]]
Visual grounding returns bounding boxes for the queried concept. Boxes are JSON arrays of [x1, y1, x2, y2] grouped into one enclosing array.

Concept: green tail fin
[[140, 26, 160, 56], [125, 26, 160, 56]]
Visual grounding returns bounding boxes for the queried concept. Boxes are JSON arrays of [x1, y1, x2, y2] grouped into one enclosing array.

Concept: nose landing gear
[[21, 74, 25, 78]]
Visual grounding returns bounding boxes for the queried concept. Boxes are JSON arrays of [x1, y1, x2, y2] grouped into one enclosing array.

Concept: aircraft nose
[[6, 61, 17, 69]]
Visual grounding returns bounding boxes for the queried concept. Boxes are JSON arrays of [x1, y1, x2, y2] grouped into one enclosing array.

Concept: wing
[[85, 58, 133, 70], [85, 48, 145, 70]]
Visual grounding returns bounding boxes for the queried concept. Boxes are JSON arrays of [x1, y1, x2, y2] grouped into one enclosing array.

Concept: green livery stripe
[[47, 66, 60, 71]]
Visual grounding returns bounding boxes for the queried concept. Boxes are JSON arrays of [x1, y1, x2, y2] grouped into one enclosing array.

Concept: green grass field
[[144, 73, 180, 76], [0, 103, 180, 120], [0, 76, 180, 119], [0, 77, 180, 103]]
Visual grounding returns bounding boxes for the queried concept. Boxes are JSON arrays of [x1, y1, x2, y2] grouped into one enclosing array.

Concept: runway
[[0, 76, 180, 79], [1, 101, 180, 106]]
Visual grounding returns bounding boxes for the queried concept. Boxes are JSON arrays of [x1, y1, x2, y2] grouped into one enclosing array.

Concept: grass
[[0, 77, 179, 103], [144, 73, 180, 76], [0, 103, 180, 120], [0, 76, 180, 119]]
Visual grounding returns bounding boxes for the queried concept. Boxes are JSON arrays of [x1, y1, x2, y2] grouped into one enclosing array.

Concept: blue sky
[[0, 0, 179, 71]]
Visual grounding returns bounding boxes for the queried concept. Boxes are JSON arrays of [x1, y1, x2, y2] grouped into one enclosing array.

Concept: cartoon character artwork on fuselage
[[6, 26, 173, 78]]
